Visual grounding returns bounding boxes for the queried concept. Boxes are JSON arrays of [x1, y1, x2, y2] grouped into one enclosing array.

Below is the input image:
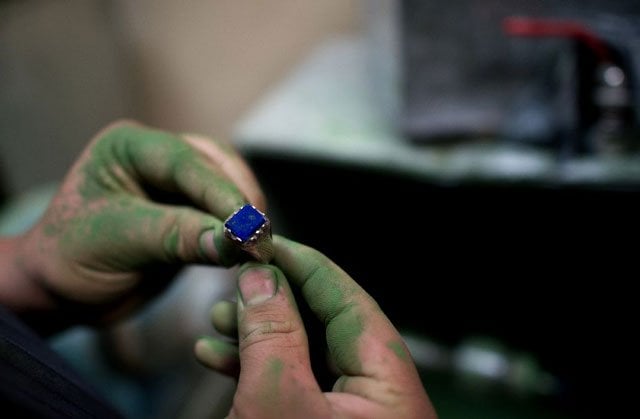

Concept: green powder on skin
[[277, 239, 367, 375], [260, 357, 284, 404], [162, 222, 180, 257], [78, 127, 174, 200], [198, 337, 237, 365], [60, 202, 166, 267], [387, 340, 411, 363], [297, 268, 365, 373], [81, 125, 243, 216], [326, 305, 364, 374]]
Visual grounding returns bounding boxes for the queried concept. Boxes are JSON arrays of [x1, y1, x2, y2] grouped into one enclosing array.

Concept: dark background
[[249, 154, 637, 419]]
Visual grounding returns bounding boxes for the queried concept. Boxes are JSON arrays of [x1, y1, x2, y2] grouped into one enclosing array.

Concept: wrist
[[0, 234, 57, 313], [0, 234, 85, 335]]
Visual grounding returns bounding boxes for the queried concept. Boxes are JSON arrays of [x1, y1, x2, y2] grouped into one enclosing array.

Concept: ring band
[[224, 204, 273, 263]]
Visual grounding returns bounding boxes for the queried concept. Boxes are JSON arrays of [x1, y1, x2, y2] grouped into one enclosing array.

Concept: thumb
[[231, 264, 324, 417], [77, 198, 243, 269]]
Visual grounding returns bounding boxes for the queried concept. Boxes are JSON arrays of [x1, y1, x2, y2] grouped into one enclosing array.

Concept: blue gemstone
[[225, 204, 266, 242]]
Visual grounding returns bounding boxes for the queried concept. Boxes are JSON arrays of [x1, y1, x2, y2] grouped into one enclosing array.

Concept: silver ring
[[224, 204, 273, 263]]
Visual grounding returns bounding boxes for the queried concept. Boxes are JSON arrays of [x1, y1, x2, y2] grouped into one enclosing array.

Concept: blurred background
[[1, 1, 639, 418], [0, 0, 360, 194]]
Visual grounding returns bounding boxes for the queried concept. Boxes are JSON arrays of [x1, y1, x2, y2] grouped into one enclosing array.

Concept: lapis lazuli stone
[[225, 204, 266, 242]]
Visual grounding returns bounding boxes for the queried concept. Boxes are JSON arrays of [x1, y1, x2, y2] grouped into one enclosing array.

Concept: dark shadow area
[[0, 160, 6, 206], [248, 153, 637, 419]]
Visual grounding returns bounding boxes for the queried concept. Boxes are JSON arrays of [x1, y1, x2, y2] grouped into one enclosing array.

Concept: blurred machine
[[400, 0, 640, 156], [232, 3, 640, 417]]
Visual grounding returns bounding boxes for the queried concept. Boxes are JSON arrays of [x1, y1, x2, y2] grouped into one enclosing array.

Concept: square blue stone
[[225, 204, 266, 242]]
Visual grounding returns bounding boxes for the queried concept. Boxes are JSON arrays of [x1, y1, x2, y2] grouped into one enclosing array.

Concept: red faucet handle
[[502, 16, 612, 63]]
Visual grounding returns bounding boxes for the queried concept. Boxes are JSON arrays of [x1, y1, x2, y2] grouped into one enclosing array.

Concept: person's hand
[[0, 120, 265, 326], [195, 236, 437, 418]]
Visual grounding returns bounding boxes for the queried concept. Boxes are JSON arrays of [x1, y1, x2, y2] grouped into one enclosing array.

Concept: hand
[[195, 236, 437, 418], [0, 120, 265, 327]]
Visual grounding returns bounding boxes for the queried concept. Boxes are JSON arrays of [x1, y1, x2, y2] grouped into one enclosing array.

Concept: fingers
[[194, 302, 240, 378], [196, 243, 435, 417], [210, 300, 238, 338], [181, 134, 266, 212], [79, 121, 272, 266], [272, 236, 426, 394], [194, 301, 239, 377], [194, 336, 240, 377], [230, 263, 328, 417], [93, 122, 250, 219], [69, 197, 242, 270]]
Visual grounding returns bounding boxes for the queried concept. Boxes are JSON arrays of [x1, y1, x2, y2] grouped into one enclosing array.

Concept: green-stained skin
[[278, 240, 366, 374], [78, 125, 184, 200], [59, 197, 167, 267], [202, 336, 237, 358], [260, 357, 284, 404], [28, 123, 255, 311], [45, 126, 179, 268], [326, 306, 364, 374], [387, 340, 411, 363], [78, 125, 242, 213], [43, 125, 239, 269]]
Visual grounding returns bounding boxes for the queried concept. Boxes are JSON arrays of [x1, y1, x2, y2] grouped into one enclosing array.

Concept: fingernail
[[201, 226, 244, 267], [238, 266, 277, 306], [199, 229, 219, 261]]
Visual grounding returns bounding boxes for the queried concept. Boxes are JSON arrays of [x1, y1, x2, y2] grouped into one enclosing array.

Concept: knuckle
[[161, 218, 182, 262], [241, 317, 301, 348], [91, 119, 145, 149], [99, 119, 142, 140], [105, 118, 143, 132]]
